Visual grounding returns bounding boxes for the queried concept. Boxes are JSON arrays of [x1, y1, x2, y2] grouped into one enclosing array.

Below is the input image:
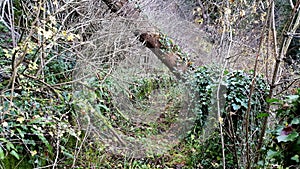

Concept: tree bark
[[102, 0, 202, 80]]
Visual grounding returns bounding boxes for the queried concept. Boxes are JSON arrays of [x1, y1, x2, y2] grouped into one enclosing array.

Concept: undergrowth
[[0, 1, 299, 168]]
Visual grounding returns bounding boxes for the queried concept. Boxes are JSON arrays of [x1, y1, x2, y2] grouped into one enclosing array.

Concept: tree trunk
[[102, 0, 203, 80]]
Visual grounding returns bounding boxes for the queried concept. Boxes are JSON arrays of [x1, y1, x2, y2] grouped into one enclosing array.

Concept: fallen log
[[102, 0, 202, 80]]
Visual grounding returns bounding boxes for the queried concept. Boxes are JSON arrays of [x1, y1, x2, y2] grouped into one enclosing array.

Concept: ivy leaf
[[291, 155, 299, 163], [223, 70, 229, 75], [0, 147, 4, 160], [277, 131, 299, 142], [10, 150, 20, 160], [287, 95, 299, 101], [190, 134, 195, 140], [6, 142, 15, 151], [266, 98, 280, 103], [266, 149, 280, 159], [98, 104, 110, 112], [291, 118, 300, 125], [241, 101, 248, 109], [232, 103, 240, 110], [257, 113, 269, 118], [16, 128, 25, 138], [0, 138, 8, 142], [276, 135, 287, 142], [31, 128, 53, 154], [37, 133, 53, 153], [62, 151, 74, 159]]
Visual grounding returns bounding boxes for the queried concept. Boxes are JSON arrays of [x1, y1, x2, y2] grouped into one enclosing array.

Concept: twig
[[216, 1, 234, 167], [52, 134, 60, 169], [290, 0, 295, 9], [6, 0, 42, 108], [21, 73, 61, 98], [254, 0, 300, 165], [7, 0, 16, 47], [274, 78, 300, 96], [36, 0, 46, 80], [72, 115, 91, 168], [244, 1, 271, 168], [229, 113, 239, 168]]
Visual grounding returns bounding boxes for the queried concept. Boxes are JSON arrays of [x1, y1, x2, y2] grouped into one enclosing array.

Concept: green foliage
[[185, 66, 269, 168], [262, 89, 300, 168], [0, 13, 78, 168], [1, 1, 297, 168], [158, 33, 191, 65], [44, 55, 76, 85], [159, 34, 182, 54], [188, 66, 214, 127], [73, 74, 181, 138], [190, 67, 269, 127], [129, 75, 175, 101], [0, 88, 78, 167]]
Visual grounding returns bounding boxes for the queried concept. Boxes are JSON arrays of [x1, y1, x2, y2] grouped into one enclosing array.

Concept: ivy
[[263, 89, 300, 168], [185, 66, 270, 168]]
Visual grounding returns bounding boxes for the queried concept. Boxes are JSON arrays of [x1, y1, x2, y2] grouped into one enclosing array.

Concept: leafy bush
[[0, 20, 79, 168], [263, 89, 300, 168], [185, 66, 269, 168]]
